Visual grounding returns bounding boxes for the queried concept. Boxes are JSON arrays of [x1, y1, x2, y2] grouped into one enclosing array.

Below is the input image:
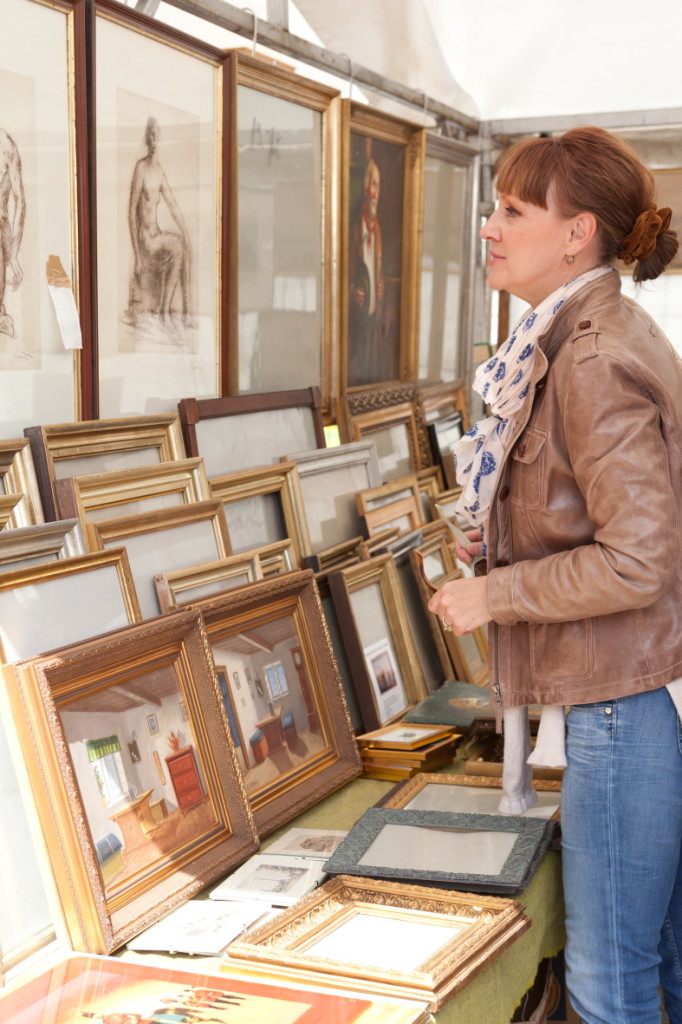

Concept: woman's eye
[[504, 205, 520, 216]]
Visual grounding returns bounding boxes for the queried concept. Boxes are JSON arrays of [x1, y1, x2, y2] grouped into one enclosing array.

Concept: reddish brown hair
[[495, 126, 678, 282]]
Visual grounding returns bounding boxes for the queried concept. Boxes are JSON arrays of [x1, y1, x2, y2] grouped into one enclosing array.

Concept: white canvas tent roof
[[138, 0, 682, 132]]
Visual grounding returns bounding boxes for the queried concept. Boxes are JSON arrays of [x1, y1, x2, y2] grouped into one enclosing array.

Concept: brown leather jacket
[[485, 270, 682, 707]]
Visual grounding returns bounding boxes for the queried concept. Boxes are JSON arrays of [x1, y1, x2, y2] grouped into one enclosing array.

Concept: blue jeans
[[562, 686, 682, 1024]]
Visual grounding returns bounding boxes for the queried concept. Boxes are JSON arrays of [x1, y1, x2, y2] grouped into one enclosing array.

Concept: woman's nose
[[480, 207, 502, 241]]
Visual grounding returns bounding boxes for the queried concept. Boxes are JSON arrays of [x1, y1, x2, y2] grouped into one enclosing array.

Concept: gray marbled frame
[[323, 807, 557, 895]]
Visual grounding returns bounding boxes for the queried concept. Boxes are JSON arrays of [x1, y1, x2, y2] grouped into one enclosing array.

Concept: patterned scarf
[[454, 265, 615, 527]]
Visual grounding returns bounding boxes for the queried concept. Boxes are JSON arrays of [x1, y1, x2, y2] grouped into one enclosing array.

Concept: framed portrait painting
[[0, 0, 89, 433], [94, 0, 227, 416], [342, 101, 424, 390]]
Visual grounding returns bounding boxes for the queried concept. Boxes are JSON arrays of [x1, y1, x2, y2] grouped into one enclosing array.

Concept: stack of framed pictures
[[356, 722, 461, 781]]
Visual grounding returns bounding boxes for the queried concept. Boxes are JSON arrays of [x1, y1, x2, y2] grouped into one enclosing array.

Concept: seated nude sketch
[[0, 126, 26, 339], [124, 117, 192, 337]]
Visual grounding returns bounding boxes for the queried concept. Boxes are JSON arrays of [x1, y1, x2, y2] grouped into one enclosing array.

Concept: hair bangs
[[495, 138, 562, 209]]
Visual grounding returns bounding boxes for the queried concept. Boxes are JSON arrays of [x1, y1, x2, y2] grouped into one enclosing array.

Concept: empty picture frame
[[154, 550, 264, 612], [178, 388, 325, 478], [356, 475, 425, 540], [95, 0, 228, 416], [338, 383, 432, 482], [0, 0, 90, 435], [427, 412, 464, 490], [0, 518, 86, 573], [283, 440, 382, 555], [226, 52, 339, 418], [342, 101, 424, 390], [327, 553, 427, 730], [226, 874, 530, 1011], [323, 807, 558, 895], [378, 773, 561, 821], [0, 548, 141, 664], [184, 569, 361, 835], [24, 414, 186, 521], [1, 610, 259, 952], [87, 500, 232, 618], [53, 457, 211, 524], [208, 462, 311, 564]]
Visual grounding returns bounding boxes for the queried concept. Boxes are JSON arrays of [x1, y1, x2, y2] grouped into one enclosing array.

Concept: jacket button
[[499, 486, 510, 501], [535, 380, 545, 391], [578, 319, 591, 329], [497, 558, 510, 567]]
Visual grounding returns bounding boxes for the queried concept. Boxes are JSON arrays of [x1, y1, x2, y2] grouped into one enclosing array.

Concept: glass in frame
[[324, 807, 558, 895], [184, 569, 361, 836], [1, 611, 259, 953], [227, 53, 339, 418], [419, 135, 478, 385], [342, 102, 424, 390], [226, 874, 529, 1011], [0, 0, 89, 433], [94, 0, 228, 415]]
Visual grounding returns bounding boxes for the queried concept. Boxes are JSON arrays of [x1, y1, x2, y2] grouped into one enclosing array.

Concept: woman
[[428, 126, 682, 1024]]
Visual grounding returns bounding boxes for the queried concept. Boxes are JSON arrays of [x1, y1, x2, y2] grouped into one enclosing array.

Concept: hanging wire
[[242, 7, 258, 56]]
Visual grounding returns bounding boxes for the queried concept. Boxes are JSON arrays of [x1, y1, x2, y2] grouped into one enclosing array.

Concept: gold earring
[[565, 254, 576, 265]]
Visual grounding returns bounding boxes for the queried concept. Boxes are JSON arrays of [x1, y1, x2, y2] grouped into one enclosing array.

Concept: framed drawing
[[208, 461, 312, 565], [87, 500, 232, 618], [178, 387, 325, 477], [0, 547, 141, 664], [1, 611, 258, 953], [184, 569, 361, 836], [378, 773, 561, 821], [342, 101, 424, 389], [0, 518, 85, 573], [227, 874, 529, 1011], [226, 52, 339, 417], [327, 553, 427, 730], [338, 382, 431, 481], [283, 440, 381, 555], [154, 550, 263, 612], [0, 0, 90, 435], [94, 0, 228, 416], [0, 953, 431, 1024], [210, 851, 327, 907], [323, 807, 558, 895], [418, 134, 478, 386], [24, 413, 186, 521], [53, 456, 211, 524]]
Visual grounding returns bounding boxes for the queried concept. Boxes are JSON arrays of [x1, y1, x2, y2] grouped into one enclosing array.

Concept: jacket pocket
[[530, 619, 593, 681], [510, 427, 546, 510]]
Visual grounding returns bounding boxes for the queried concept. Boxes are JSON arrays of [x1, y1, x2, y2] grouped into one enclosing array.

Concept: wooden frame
[[327, 553, 427, 730], [178, 387, 325, 477], [154, 550, 265, 612], [226, 874, 530, 1011], [87, 500, 232, 618], [419, 134, 478, 387], [24, 414, 186, 522], [54, 457, 211, 524], [357, 722, 457, 750], [429, 485, 464, 523], [324, 807, 558, 895], [0, 953, 431, 1024], [226, 52, 340, 418], [356, 474, 425, 540], [284, 440, 381, 556], [0, 518, 86, 572], [0, 0, 91, 432], [427, 412, 464, 490], [184, 569, 361, 835], [341, 101, 424, 390], [409, 531, 459, 679], [2, 610, 258, 953], [0, 547, 141, 664], [378, 773, 561, 821], [208, 461, 312, 565], [94, 0, 228, 416], [338, 382, 431, 482], [0, 439, 44, 525], [420, 380, 471, 432]]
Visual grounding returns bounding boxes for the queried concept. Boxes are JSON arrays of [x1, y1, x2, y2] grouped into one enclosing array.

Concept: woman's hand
[[427, 575, 491, 634], [454, 527, 484, 567]]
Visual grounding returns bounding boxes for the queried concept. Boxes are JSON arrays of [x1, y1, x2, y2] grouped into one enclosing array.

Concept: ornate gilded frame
[[337, 382, 431, 482]]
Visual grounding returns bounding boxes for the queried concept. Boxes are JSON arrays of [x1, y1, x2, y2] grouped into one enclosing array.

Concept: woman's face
[[480, 188, 577, 307]]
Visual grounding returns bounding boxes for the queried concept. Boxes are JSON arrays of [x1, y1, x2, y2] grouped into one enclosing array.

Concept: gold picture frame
[[0, 439, 45, 525], [0, 518, 86, 572], [378, 772, 561, 821], [226, 874, 530, 1011], [338, 382, 432, 481], [2, 610, 258, 953]]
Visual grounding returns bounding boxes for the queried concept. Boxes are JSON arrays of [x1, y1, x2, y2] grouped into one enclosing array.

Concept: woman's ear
[[568, 211, 598, 255]]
